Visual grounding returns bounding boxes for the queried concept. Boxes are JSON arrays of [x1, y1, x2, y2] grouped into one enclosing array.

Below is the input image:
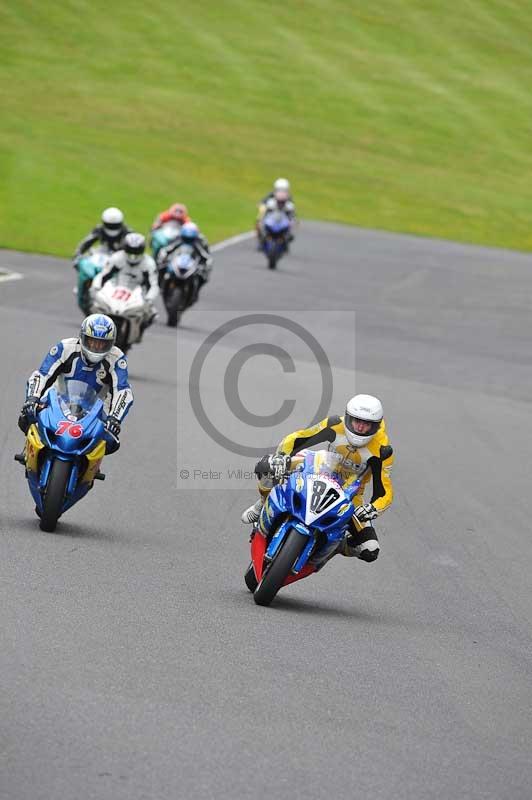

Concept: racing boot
[[339, 526, 380, 562], [241, 499, 263, 524]]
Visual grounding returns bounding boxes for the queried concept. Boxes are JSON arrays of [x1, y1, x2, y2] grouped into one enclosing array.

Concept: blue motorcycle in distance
[[160, 244, 202, 327], [260, 210, 292, 270], [15, 377, 107, 532], [245, 447, 391, 606]]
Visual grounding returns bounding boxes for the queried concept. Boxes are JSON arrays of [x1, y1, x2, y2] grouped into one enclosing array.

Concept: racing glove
[[157, 247, 168, 267], [103, 417, 121, 455], [104, 416, 121, 439], [353, 503, 378, 524], [254, 453, 291, 480], [268, 453, 291, 480], [22, 396, 40, 423]]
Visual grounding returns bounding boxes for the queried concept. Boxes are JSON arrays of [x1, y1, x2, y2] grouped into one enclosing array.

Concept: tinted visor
[[125, 243, 144, 265], [126, 254, 143, 265], [81, 333, 113, 355], [126, 243, 144, 256], [344, 413, 381, 437], [103, 222, 122, 234]]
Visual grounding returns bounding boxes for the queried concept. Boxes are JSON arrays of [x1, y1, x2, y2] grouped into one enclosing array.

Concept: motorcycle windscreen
[[55, 376, 99, 419], [264, 212, 290, 235]]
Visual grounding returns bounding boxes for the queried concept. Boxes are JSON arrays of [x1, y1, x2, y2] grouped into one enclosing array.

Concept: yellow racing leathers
[[257, 415, 394, 560]]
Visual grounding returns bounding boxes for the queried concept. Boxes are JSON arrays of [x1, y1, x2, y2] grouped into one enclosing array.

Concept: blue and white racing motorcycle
[[260, 210, 292, 270], [160, 244, 202, 327], [15, 377, 108, 532], [246, 447, 391, 606]]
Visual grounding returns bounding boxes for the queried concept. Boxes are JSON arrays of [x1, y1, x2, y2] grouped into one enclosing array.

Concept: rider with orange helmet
[[152, 203, 191, 230]]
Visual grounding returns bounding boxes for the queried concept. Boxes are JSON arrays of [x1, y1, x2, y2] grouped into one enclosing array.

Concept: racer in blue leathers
[[18, 314, 133, 454], [156, 222, 213, 298]]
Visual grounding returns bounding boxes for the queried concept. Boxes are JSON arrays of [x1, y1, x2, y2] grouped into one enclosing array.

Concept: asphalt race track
[[1, 223, 531, 799]]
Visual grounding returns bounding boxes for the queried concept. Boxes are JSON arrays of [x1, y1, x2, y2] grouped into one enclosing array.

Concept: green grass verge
[[1, 0, 532, 256]]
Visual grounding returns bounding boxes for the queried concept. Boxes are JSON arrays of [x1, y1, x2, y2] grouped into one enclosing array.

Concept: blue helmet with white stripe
[[180, 222, 199, 245], [80, 314, 116, 364]]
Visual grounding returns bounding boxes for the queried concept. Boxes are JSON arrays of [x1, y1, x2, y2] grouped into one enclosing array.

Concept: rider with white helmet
[[273, 178, 291, 194], [241, 394, 394, 563], [256, 177, 296, 245], [19, 314, 133, 454], [74, 207, 131, 260], [93, 232, 160, 334], [263, 178, 294, 210]]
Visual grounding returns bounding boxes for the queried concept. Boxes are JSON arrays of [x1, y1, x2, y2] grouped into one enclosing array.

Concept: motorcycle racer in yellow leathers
[[241, 394, 394, 562]]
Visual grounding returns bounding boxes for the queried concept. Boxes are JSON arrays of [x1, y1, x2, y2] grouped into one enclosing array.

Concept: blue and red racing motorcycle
[[260, 210, 292, 270], [245, 448, 390, 606], [15, 377, 107, 532]]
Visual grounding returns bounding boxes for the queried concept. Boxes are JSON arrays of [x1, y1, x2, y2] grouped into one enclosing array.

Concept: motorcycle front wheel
[[114, 319, 130, 352], [166, 285, 184, 327], [40, 459, 71, 532], [253, 528, 307, 606], [244, 562, 258, 593]]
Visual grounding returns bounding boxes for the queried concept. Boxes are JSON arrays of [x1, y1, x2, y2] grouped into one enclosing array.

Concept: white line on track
[[0, 230, 254, 284], [0, 269, 23, 283], [211, 230, 255, 252]]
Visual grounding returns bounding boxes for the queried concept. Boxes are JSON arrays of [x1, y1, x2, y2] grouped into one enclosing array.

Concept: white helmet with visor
[[344, 394, 383, 447], [101, 207, 124, 238]]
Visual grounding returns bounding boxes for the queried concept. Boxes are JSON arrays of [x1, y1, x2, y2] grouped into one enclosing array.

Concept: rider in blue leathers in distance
[[18, 314, 133, 455]]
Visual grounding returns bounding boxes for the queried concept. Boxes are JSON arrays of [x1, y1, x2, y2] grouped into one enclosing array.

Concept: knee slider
[[357, 546, 379, 562]]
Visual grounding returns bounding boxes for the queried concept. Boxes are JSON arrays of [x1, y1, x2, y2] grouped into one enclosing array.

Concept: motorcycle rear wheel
[[40, 459, 71, 532], [253, 528, 307, 606]]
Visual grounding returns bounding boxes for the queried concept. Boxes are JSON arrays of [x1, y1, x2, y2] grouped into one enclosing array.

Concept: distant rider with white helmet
[[241, 394, 394, 563], [74, 207, 131, 260], [256, 177, 296, 246], [18, 314, 133, 454], [92, 232, 159, 334]]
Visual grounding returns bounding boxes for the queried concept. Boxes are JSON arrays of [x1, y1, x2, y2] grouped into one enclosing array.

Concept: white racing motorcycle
[[90, 280, 149, 353]]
